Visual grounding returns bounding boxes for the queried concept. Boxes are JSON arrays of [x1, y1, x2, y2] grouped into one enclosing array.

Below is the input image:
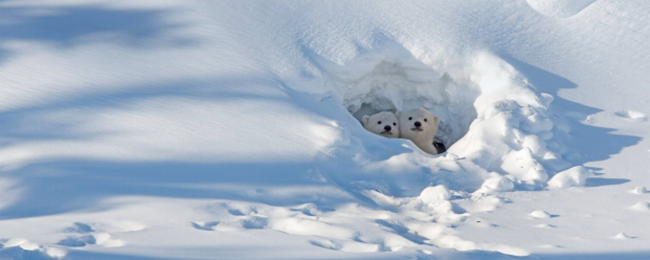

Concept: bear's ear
[[395, 111, 402, 118], [362, 115, 370, 126], [433, 115, 441, 125]]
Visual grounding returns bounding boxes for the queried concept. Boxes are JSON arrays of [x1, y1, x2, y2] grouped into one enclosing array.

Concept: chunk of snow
[[547, 166, 591, 189], [630, 201, 650, 212], [523, 114, 554, 134], [632, 186, 648, 194], [530, 210, 551, 219], [45, 247, 68, 258], [612, 233, 633, 240], [501, 148, 549, 184], [419, 185, 452, 207], [477, 176, 515, 194], [470, 196, 505, 213], [3, 238, 41, 251], [522, 135, 548, 157]]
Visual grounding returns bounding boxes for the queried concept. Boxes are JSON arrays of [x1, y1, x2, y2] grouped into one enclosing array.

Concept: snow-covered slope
[[1, 0, 649, 259]]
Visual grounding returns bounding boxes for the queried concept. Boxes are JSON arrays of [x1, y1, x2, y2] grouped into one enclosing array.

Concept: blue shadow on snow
[[0, 5, 194, 65], [500, 54, 640, 185]]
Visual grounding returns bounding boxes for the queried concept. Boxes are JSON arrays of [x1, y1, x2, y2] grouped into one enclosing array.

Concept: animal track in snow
[[526, 0, 597, 18], [375, 219, 430, 245], [64, 222, 93, 233], [227, 209, 246, 216], [268, 217, 354, 239], [220, 202, 261, 217], [290, 203, 321, 217], [192, 221, 220, 231], [309, 238, 380, 253], [57, 222, 133, 248], [241, 216, 268, 229], [58, 235, 96, 247], [197, 200, 528, 256], [58, 232, 125, 248], [200, 202, 277, 231], [615, 110, 647, 121], [535, 223, 557, 229]]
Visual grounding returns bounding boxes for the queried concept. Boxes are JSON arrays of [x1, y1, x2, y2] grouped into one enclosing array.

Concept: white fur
[[362, 111, 400, 138], [397, 108, 440, 155]]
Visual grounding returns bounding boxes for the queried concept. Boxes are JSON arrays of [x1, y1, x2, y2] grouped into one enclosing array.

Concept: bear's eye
[[424, 118, 428, 122], [393, 123, 396, 126], [408, 117, 412, 121], [377, 121, 382, 124]]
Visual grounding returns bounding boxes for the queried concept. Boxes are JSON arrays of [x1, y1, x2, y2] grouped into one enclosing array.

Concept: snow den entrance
[[326, 55, 483, 148], [320, 50, 569, 189]]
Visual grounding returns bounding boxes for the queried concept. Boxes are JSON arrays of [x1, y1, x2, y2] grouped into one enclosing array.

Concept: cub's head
[[362, 111, 400, 138], [396, 107, 440, 139]]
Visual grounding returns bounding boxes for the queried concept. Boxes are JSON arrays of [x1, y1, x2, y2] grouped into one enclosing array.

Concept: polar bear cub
[[362, 111, 400, 138], [397, 107, 440, 155]]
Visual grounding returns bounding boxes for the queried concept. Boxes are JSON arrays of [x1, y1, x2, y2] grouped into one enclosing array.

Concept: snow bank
[[313, 42, 571, 191]]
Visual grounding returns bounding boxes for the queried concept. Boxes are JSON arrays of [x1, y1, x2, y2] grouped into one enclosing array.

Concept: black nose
[[414, 121, 422, 127], [384, 125, 391, 131]]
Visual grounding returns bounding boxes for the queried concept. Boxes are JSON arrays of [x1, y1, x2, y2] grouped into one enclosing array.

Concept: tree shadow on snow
[[0, 4, 195, 65], [0, 4, 267, 221], [0, 160, 345, 219], [500, 55, 640, 185], [0, 76, 414, 219]]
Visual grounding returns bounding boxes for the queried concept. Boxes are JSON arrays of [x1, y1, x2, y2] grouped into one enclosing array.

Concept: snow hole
[[321, 47, 544, 150], [316, 45, 572, 189], [338, 60, 477, 148]]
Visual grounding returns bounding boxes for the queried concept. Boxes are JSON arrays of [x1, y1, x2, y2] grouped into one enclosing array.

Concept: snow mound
[[476, 176, 515, 194], [314, 42, 571, 191], [632, 186, 648, 194], [530, 210, 552, 219], [547, 166, 592, 189], [612, 233, 633, 240], [630, 201, 650, 212], [526, 0, 597, 18], [419, 185, 452, 207]]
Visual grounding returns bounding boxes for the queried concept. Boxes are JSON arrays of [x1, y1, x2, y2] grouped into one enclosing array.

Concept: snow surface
[[1, 0, 650, 259]]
